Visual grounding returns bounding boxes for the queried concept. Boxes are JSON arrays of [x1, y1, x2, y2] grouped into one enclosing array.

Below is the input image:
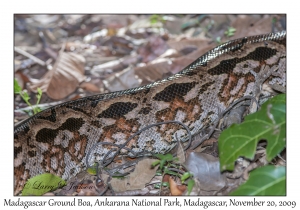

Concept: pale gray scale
[[233, 60, 260, 74], [184, 84, 201, 102], [269, 58, 286, 86], [136, 126, 158, 151], [174, 110, 187, 122], [83, 126, 103, 152], [78, 122, 103, 143], [153, 134, 173, 153], [63, 152, 80, 181], [85, 146, 112, 167], [35, 141, 50, 154], [136, 110, 161, 152], [230, 78, 245, 96], [74, 141, 81, 153], [112, 132, 128, 145], [27, 156, 44, 177], [54, 130, 73, 148], [51, 156, 58, 170], [193, 75, 227, 134], [174, 129, 188, 141], [99, 118, 116, 126], [244, 82, 255, 96]]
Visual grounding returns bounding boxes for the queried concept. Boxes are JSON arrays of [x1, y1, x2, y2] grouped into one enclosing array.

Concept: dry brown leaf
[[159, 49, 181, 58], [29, 51, 85, 100], [163, 174, 170, 182], [103, 67, 140, 92], [177, 184, 187, 192], [79, 82, 100, 93], [167, 37, 211, 52], [138, 36, 169, 63], [135, 59, 172, 85], [168, 177, 183, 196], [110, 158, 158, 192], [232, 15, 272, 39], [176, 141, 186, 164]]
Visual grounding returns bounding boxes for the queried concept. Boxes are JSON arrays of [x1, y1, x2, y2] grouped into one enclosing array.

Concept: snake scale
[[14, 31, 286, 195]]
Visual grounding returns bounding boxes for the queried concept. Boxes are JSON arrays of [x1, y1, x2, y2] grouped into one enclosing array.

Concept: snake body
[[14, 31, 286, 195]]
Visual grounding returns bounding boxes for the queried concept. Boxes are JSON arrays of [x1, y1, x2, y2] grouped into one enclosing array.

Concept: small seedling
[[14, 79, 42, 115], [152, 153, 195, 195], [150, 14, 166, 25], [225, 27, 236, 37]]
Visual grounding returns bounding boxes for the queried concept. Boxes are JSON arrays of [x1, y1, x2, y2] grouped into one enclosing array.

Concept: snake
[[14, 31, 286, 195]]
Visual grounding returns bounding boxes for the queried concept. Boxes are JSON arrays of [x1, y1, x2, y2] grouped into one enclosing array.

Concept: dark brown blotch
[[14, 147, 22, 159], [208, 47, 277, 75], [138, 107, 152, 115], [97, 102, 138, 119], [36, 118, 84, 143], [36, 108, 57, 123], [153, 82, 197, 102]]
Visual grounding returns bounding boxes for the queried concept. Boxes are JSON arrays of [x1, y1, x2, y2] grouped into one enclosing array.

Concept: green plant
[[149, 14, 166, 25], [215, 36, 222, 45], [14, 79, 42, 115], [219, 94, 286, 195], [152, 153, 195, 195], [224, 27, 236, 37]]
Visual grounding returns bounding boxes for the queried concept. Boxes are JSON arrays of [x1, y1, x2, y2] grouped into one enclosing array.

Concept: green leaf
[[14, 79, 21, 94], [36, 88, 42, 104], [159, 160, 166, 170], [33, 106, 42, 114], [22, 91, 31, 104], [225, 27, 236, 37], [22, 173, 66, 196], [230, 165, 286, 195], [154, 183, 161, 189], [219, 94, 286, 171], [162, 182, 170, 187], [155, 153, 174, 161], [37, 87, 42, 96], [181, 172, 191, 182], [187, 179, 195, 195], [154, 153, 174, 170], [87, 167, 97, 175], [164, 168, 179, 176], [151, 160, 161, 167]]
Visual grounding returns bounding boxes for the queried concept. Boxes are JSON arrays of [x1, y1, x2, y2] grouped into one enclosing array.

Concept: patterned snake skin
[[14, 31, 286, 195]]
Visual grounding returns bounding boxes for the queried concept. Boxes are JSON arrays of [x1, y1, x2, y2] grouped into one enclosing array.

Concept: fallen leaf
[[138, 36, 169, 63], [167, 37, 211, 52], [168, 177, 183, 196], [184, 152, 226, 191], [110, 158, 158, 192], [79, 82, 100, 93], [232, 15, 272, 39], [29, 50, 86, 100], [134, 59, 172, 84], [103, 66, 140, 92], [176, 141, 186, 164]]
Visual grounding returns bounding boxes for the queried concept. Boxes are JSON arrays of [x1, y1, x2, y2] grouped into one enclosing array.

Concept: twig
[[14, 47, 46, 66]]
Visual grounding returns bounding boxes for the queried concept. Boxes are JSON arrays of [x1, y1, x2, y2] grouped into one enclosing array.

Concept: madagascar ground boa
[[14, 31, 286, 195]]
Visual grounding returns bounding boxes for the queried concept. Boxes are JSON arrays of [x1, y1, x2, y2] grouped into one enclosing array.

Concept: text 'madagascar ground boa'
[[14, 31, 286, 195]]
